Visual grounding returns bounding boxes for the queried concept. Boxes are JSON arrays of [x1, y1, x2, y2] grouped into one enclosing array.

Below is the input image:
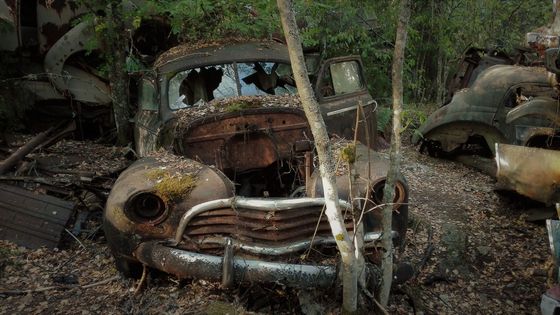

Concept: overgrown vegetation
[[147, 169, 197, 201], [81, 0, 551, 108], [0, 0, 549, 139]]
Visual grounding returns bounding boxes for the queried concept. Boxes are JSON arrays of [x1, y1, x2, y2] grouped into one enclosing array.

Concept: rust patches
[[38, 0, 67, 15], [183, 206, 354, 243], [41, 22, 70, 51], [496, 143, 560, 205], [179, 108, 310, 173]]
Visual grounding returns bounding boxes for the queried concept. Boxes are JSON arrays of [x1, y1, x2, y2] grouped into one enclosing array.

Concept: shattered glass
[[168, 62, 296, 110]]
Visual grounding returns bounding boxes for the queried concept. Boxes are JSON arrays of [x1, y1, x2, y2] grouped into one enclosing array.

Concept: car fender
[[104, 157, 234, 259], [412, 90, 497, 146]]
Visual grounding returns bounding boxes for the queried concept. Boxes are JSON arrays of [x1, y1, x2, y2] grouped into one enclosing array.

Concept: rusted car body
[[0, 1, 111, 106], [104, 41, 409, 287], [412, 65, 557, 156], [492, 46, 560, 205], [0, 0, 173, 134], [495, 143, 560, 204], [445, 47, 534, 103]]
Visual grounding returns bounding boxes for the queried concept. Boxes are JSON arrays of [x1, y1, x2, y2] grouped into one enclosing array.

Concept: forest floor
[[0, 142, 551, 314]]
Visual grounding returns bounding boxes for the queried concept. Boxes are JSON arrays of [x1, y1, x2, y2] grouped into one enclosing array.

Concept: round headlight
[[125, 192, 167, 224]]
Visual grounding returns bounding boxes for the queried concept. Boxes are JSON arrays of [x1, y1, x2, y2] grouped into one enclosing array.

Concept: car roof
[[469, 65, 549, 93], [155, 40, 291, 74]]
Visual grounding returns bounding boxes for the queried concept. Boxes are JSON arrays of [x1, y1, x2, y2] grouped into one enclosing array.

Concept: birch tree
[[379, 0, 411, 308], [276, 0, 358, 313], [552, 0, 560, 34]]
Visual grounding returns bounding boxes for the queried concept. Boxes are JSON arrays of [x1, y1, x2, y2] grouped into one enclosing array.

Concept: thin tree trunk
[[276, 0, 357, 313], [552, 0, 560, 34], [379, 0, 411, 308], [106, 1, 131, 145]]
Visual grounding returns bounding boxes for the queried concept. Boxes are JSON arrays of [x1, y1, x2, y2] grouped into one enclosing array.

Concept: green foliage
[[297, 0, 551, 104], [407, 0, 551, 102], [401, 106, 428, 132], [77, 0, 552, 111], [297, 0, 399, 98], [134, 1, 280, 42], [340, 144, 357, 164], [377, 102, 437, 135], [377, 106, 392, 133]]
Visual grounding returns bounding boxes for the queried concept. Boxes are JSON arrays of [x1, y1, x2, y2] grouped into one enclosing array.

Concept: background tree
[[379, 0, 411, 308], [277, 0, 359, 313], [105, 1, 131, 145]]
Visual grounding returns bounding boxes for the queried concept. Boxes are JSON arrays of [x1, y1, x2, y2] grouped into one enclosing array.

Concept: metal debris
[[0, 184, 74, 248]]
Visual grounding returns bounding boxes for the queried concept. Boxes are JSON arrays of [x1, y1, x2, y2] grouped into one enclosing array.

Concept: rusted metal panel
[[527, 32, 559, 56], [60, 66, 111, 105], [180, 108, 310, 173], [0, 184, 74, 248], [495, 143, 560, 205], [413, 65, 554, 155], [155, 41, 291, 73], [506, 96, 560, 126], [43, 20, 111, 105], [37, 0, 86, 54]]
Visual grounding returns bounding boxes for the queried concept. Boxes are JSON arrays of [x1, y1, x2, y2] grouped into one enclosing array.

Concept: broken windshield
[[168, 62, 297, 109]]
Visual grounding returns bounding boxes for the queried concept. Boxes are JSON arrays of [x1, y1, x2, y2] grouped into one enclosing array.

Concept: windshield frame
[[164, 58, 296, 111]]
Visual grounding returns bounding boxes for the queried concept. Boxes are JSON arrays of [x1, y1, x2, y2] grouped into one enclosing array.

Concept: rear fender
[[419, 122, 506, 154]]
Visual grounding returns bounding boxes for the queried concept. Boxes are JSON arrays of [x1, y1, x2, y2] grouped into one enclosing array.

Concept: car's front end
[[104, 41, 409, 287]]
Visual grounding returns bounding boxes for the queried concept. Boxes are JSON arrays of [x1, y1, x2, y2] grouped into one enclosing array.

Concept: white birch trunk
[[276, 0, 357, 313], [379, 0, 411, 308]]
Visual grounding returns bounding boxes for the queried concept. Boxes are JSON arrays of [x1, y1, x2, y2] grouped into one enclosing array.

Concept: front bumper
[[135, 241, 338, 288], [134, 231, 396, 288]]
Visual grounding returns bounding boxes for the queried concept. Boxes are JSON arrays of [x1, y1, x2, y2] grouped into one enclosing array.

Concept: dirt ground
[[0, 144, 551, 314]]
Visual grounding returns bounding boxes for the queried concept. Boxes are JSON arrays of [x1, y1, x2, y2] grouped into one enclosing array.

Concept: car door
[[492, 83, 556, 143], [314, 56, 377, 148]]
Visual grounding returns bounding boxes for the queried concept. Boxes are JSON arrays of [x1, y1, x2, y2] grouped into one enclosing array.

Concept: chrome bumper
[[135, 241, 337, 288]]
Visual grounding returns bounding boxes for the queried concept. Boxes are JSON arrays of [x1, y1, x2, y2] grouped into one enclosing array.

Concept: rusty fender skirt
[[135, 241, 337, 288], [495, 143, 560, 204]]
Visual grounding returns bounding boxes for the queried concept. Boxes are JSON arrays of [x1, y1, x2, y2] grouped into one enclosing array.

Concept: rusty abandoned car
[[493, 47, 560, 206], [412, 64, 558, 157], [103, 41, 409, 287]]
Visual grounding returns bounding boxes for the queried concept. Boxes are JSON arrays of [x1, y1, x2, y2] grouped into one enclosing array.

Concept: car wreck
[[493, 46, 560, 206], [412, 64, 557, 157], [104, 41, 409, 287], [444, 47, 537, 103]]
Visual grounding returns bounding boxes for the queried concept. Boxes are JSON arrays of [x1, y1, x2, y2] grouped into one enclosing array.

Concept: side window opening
[[169, 65, 237, 109], [504, 85, 556, 108], [239, 62, 296, 96], [168, 62, 296, 110], [139, 80, 157, 111], [320, 60, 365, 98]]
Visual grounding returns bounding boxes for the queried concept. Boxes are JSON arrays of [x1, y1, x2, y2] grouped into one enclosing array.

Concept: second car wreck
[[104, 41, 409, 287], [413, 64, 557, 157]]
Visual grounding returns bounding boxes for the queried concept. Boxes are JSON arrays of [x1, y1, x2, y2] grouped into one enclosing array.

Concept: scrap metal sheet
[[0, 184, 74, 248]]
